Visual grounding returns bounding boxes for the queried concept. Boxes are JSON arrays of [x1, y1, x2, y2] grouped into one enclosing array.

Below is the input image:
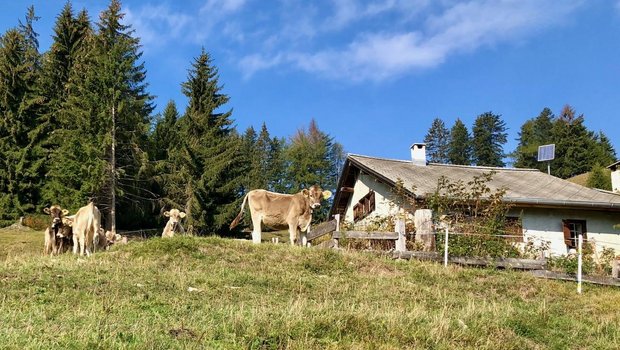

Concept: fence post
[[444, 227, 449, 267], [577, 233, 583, 294], [613, 258, 620, 279], [414, 209, 434, 251], [333, 214, 340, 249], [395, 218, 406, 252]]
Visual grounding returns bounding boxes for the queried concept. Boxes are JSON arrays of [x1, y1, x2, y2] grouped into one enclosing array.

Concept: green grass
[[1, 229, 619, 349]]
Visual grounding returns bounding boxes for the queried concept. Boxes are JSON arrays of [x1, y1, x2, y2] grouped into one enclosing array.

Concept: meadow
[[0, 227, 619, 349]]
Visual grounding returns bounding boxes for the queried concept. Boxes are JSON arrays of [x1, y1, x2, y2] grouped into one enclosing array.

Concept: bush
[[22, 214, 50, 231]]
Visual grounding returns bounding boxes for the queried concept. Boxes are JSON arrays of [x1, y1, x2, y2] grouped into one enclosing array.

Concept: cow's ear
[[302, 189, 309, 197], [322, 190, 332, 200], [62, 209, 69, 215], [163, 211, 171, 217], [43, 207, 50, 214], [179, 211, 186, 218]]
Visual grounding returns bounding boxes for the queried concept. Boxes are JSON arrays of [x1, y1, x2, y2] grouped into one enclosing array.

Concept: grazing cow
[[229, 185, 332, 245], [71, 202, 102, 256], [43, 205, 70, 255], [161, 209, 186, 238]]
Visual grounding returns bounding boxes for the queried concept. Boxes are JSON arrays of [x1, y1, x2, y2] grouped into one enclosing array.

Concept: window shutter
[[581, 220, 587, 240], [369, 191, 375, 213], [562, 220, 572, 247]]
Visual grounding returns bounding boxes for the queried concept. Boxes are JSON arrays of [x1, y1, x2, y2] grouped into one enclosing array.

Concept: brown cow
[[71, 202, 102, 256], [43, 205, 70, 255], [161, 209, 186, 238], [230, 185, 332, 245]]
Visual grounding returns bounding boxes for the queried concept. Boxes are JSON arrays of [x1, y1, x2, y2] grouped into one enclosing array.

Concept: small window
[[504, 217, 523, 243], [353, 191, 375, 222], [562, 220, 587, 249]]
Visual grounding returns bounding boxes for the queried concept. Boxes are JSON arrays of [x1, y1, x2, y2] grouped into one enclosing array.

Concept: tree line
[[0, 1, 344, 233], [423, 107, 617, 189]]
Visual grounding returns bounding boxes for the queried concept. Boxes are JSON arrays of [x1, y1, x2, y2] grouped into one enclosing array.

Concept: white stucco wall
[[519, 208, 620, 256], [612, 169, 620, 193], [343, 173, 406, 227]]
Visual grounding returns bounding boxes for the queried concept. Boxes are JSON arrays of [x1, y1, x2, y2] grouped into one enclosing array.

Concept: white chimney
[[610, 162, 620, 193], [410, 143, 427, 166]]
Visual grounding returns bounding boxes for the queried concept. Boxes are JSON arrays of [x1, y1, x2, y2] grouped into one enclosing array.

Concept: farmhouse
[[330, 144, 620, 256], [608, 160, 620, 193]]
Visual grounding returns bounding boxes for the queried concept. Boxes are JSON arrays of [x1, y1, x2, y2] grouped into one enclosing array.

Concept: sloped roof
[[331, 154, 620, 215]]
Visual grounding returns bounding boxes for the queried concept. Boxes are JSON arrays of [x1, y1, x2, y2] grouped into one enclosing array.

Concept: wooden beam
[[340, 186, 354, 193], [333, 231, 399, 240], [307, 220, 337, 241]]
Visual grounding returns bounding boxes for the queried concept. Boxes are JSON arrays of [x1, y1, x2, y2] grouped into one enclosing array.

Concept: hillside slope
[[0, 230, 619, 349]]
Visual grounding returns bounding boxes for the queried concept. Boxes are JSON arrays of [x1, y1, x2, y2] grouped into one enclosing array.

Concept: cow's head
[[302, 185, 332, 209], [164, 209, 186, 233], [43, 205, 69, 229]]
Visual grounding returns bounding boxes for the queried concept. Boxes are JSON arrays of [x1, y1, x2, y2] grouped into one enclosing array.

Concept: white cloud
[[123, 4, 191, 50], [240, 0, 584, 82], [200, 0, 247, 14]]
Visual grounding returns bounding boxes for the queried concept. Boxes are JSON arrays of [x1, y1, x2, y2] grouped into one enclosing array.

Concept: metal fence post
[[333, 214, 340, 249], [395, 218, 406, 252], [444, 227, 449, 267], [577, 233, 583, 294]]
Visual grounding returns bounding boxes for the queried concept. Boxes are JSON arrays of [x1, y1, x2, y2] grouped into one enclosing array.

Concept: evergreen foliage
[[447, 119, 472, 165], [472, 112, 507, 167], [423, 118, 450, 163], [174, 49, 244, 234], [586, 164, 612, 191], [513, 107, 554, 170]]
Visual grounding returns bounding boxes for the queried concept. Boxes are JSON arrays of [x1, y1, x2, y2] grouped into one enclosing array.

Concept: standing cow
[[43, 205, 70, 256], [230, 185, 332, 245], [71, 202, 102, 256], [161, 209, 186, 238]]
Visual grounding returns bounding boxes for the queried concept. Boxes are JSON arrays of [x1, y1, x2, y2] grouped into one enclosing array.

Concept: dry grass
[[0, 229, 619, 349]]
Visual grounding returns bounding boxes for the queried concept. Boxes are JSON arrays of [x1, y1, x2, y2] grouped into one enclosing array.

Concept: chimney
[[410, 143, 427, 166], [610, 161, 620, 193]]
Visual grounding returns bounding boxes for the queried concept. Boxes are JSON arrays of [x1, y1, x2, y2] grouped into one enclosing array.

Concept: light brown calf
[[161, 209, 186, 238], [43, 205, 69, 256], [230, 185, 332, 245]]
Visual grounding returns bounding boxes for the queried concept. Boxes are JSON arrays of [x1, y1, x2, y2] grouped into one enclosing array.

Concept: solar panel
[[537, 144, 555, 162]]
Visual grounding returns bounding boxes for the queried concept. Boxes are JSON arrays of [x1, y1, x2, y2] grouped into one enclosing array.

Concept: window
[[562, 220, 587, 249], [504, 217, 523, 242], [353, 191, 375, 222]]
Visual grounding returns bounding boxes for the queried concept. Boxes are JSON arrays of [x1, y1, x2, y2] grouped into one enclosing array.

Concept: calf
[[161, 209, 186, 238], [43, 205, 70, 256], [230, 185, 332, 245], [71, 202, 102, 256]]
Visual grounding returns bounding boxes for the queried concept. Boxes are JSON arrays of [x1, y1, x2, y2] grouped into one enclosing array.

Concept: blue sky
[[2, 0, 619, 165]]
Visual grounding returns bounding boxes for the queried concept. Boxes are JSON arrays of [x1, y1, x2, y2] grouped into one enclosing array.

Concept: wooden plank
[[333, 231, 399, 240], [390, 252, 545, 270], [340, 186, 355, 193], [307, 220, 337, 241], [530, 270, 620, 287]]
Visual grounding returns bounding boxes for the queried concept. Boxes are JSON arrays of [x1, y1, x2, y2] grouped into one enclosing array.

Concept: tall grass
[[0, 229, 619, 349]]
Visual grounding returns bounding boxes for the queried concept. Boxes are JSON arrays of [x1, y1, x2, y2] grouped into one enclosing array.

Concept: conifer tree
[[175, 49, 244, 234], [448, 118, 472, 165], [513, 108, 554, 170], [151, 100, 180, 162], [423, 118, 450, 163], [472, 112, 507, 167], [0, 10, 42, 221], [586, 164, 612, 191]]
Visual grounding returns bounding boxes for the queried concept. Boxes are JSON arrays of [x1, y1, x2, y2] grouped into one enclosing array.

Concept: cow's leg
[[300, 226, 309, 247], [72, 232, 79, 255], [288, 224, 298, 246], [250, 212, 262, 244]]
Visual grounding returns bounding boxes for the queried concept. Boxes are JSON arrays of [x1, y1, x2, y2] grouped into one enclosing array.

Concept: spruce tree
[[551, 105, 597, 178], [423, 118, 450, 163], [176, 49, 244, 234], [448, 118, 472, 165], [472, 112, 507, 167], [151, 100, 180, 162], [0, 19, 42, 220], [513, 107, 554, 170], [586, 164, 612, 191]]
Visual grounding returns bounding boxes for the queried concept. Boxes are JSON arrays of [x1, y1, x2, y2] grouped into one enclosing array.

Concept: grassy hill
[[1, 228, 619, 349]]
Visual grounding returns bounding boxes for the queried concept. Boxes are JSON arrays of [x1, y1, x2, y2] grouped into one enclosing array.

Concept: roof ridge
[[347, 153, 540, 172]]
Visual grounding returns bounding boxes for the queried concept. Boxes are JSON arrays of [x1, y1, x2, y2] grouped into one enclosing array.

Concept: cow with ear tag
[[161, 209, 187, 238], [230, 185, 332, 246], [43, 205, 70, 256]]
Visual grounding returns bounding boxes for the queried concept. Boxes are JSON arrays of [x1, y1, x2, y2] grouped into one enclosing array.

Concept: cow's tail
[[229, 193, 249, 230]]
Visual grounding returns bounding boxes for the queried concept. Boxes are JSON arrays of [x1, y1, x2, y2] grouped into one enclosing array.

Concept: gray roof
[[331, 154, 620, 215]]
